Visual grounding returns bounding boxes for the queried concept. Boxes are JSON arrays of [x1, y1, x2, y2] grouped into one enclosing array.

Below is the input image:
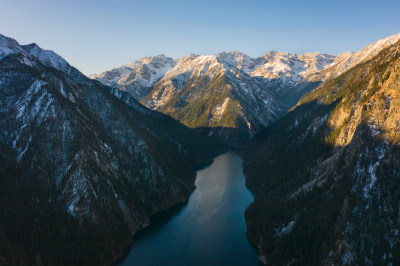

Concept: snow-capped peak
[[316, 32, 400, 80], [353, 32, 400, 63], [0, 34, 72, 73], [22, 43, 71, 72], [0, 33, 26, 61], [247, 51, 335, 83], [90, 54, 177, 88], [119, 54, 177, 87]]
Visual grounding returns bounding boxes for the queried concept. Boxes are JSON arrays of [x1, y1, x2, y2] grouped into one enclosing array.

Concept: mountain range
[[90, 33, 400, 146], [1, 31, 400, 265]]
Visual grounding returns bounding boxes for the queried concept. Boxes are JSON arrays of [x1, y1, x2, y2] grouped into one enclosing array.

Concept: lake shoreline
[[118, 151, 259, 266]]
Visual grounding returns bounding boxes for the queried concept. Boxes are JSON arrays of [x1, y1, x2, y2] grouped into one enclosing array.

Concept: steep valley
[[1, 30, 400, 266], [242, 37, 400, 265]]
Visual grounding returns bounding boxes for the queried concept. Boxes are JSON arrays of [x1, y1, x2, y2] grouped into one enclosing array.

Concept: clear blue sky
[[1, 0, 399, 75]]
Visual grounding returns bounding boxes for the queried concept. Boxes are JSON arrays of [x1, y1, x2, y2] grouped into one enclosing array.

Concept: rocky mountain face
[[216, 50, 335, 107], [0, 34, 224, 265], [142, 54, 284, 146], [91, 51, 336, 146], [242, 37, 400, 265], [89, 55, 177, 100]]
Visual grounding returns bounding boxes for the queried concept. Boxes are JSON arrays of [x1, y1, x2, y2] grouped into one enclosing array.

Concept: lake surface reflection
[[120, 152, 259, 266]]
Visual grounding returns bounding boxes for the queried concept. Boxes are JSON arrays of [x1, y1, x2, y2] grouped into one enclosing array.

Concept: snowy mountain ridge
[[0, 34, 72, 73], [90, 50, 336, 94], [91, 33, 400, 95], [313, 32, 400, 81], [0, 34, 28, 61], [89, 54, 177, 99], [21, 43, 71, 73]]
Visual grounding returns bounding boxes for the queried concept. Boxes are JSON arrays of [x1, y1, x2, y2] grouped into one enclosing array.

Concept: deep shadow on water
[[120, 152, 259, 266]]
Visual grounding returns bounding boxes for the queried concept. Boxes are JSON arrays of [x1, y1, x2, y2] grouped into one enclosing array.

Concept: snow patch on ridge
[[214, 98, 230, 122]]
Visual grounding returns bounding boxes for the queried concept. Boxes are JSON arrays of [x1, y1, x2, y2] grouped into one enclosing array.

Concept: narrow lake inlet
[[120, 151, 259, 266]]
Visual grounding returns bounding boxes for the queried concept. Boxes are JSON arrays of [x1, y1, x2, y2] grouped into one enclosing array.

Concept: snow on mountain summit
[[314, 32, 400, 81], [0, 33, 72, 74], [89, 54, 177, 99], [249, 51, 335, 83], [0, 33, 27, 61], [21, 43, 71, 72], [120, 54, 177, 87], [92, 50, 336, 102]]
